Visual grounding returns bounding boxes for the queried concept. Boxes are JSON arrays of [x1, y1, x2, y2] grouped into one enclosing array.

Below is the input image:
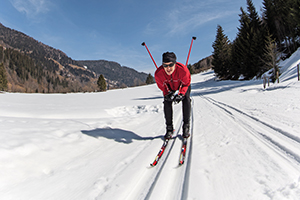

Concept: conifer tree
[[263, 0, 298, 55], [290, 0, 300, 49], [0, 63, 8, 91], [233, 8, 251, 79], [247, 0, 268, 77], [212, 25, 231, 79], [97, 74, 107, 92], [145, 73, 154, 84], [187, 64, 195, 75], [234, 0, 268, 79], [0, 46, 3, 63]]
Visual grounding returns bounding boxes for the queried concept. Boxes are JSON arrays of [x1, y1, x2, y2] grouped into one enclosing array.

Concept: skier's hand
[[164, 91, 175, 102], [174, 94, 184, 103]]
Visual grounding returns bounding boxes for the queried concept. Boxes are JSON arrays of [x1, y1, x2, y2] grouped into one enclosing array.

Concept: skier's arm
[[178, 69, 191, 95], [155, 68, 170, 96]]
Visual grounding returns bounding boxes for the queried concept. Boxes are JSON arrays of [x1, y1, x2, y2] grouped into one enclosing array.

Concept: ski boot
[[182, 123, 190, 138], [164, 125, 174, 140]]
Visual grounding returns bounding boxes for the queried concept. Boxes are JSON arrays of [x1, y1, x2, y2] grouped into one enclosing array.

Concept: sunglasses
[[163, 63, 175, 68]]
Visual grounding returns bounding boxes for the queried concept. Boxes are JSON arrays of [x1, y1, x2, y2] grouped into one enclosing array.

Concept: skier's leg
[[182, 86, 191, 124], [182, 86, 191, 137], [164, 100, 173, 139], [164, 100, 173, 126]]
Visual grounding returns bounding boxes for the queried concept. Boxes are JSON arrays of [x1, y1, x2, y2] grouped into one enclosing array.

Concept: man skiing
[[155, 52, 191, 140]]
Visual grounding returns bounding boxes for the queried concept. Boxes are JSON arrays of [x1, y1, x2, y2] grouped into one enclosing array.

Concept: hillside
[[0, 23, 148, 93], [190, 55, 213, 73], [77, 60, 147, 88]]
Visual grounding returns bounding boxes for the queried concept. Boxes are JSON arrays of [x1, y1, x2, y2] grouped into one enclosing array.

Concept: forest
[[212, 0, 300, 81]]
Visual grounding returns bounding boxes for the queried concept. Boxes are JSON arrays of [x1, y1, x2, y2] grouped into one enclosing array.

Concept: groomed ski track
[[95, 79, 300, 199], [96, 100, 195, 200], [144, 99, 194, 200]]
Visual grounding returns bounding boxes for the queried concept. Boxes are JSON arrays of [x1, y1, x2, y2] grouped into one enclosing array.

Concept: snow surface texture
[[1, 48, 300, 200]]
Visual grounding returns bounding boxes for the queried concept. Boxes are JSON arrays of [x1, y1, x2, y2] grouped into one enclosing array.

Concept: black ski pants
[[164, 85, 191, 128]]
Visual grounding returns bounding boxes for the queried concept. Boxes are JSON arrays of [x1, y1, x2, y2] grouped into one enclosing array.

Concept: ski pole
[[141, 42, 158, 69], [185, 36, 197, 67]]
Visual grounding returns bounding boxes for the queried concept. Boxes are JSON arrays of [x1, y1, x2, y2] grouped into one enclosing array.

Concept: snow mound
[[280, 48, 300, 83]]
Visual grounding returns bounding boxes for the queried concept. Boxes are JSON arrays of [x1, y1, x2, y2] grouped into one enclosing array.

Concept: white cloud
[[10, 0, 51, 18]]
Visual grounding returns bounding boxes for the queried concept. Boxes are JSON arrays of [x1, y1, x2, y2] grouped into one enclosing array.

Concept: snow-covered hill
[[1, 49, 300, 200]]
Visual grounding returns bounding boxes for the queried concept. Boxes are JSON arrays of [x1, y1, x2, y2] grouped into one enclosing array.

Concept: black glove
[[164, 91, 175, 102], [173, 94, 184, 103]]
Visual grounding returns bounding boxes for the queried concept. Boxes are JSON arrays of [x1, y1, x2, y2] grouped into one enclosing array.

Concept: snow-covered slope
[[1, 49, 300, 200]]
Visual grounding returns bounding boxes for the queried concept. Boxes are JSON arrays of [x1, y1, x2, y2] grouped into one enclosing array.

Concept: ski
[[179, 138, 188, 165], [150, 139, 169, 167]]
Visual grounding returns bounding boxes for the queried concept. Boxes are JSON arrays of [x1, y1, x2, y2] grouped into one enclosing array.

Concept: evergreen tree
[[263, 0, 298, 56], [187, 64, 195, 75], [0, 46, 3, 63], [212, 25, 232, 79], [0, 63, 8, 91], [290, 0, 300, 49], [247, 0, 268, 77], [233, 8, 251, 79], [230, 40, 241, 80], [97, 74, 107, 92], [145, 73, 154, 84], [234, 1, 268, 79]]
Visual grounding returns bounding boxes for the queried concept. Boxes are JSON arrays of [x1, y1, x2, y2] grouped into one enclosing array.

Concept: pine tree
[[234, 1, 268, 79], [97, 74, 107, 92], [290, 0, 300, 49], [212, 25, 232, 79], [248, 0, 268, 78], [0, 62, 8, 91], [233, 8, 251, 79], [187, 64, 195, 75], [0, 46, 3, 63], [262, 0, 298, 56], [145, 73, 154, 84]]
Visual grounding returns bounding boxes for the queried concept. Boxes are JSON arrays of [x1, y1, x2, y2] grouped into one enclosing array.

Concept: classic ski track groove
[[144, 124, 181, 200], [200, 95, 300, 167], [180, 98, 194, 199], [145, 99, 194, 200]]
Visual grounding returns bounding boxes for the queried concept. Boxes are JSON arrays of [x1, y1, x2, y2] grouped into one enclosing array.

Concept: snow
[[1, 48, 300, 200]]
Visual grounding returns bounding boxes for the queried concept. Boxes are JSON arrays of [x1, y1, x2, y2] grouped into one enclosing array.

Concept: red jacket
[[155, 62, 191, 96]]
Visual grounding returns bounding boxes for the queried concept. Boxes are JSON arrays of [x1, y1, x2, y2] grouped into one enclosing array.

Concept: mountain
[[77, 60, 148, 89], [0, 23, 147, 93]]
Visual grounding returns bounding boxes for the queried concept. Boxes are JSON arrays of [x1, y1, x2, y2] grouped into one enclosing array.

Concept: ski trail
[[96, 103, 185, 200], [145, 99, 194, 200], [203, 96, 300, 166], [186, 93, 300, 199], [206, 97, 300, 144], [181, 98, 194, 199]]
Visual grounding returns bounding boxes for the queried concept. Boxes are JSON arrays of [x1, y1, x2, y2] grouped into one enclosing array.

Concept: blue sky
[[0, 0, 263, 74]]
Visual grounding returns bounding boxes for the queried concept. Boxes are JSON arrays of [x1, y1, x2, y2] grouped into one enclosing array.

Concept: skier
[[155, 52, 191, 140]]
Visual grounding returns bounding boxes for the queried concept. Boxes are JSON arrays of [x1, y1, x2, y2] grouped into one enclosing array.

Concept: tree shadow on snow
[[81, 127, 162, 144], [190, 77, 263, 97]]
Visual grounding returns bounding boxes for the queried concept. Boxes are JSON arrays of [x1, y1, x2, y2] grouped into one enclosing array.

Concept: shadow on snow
[[82, 127, 162, 144], [190, 76, 264, 97]]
